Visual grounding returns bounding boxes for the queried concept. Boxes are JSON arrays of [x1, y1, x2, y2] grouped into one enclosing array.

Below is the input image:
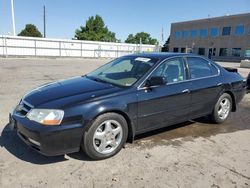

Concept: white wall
[[0, 35, 158, 58]]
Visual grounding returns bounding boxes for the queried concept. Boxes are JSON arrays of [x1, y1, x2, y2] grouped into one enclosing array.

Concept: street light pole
[[43, 5, 46, 38], [10, 0, 16, 36]]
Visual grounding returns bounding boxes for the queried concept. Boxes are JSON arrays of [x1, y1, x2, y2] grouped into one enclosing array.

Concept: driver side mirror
[[145, 76, 166, 88]]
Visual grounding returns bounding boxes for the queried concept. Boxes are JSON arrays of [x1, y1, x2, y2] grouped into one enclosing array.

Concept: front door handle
[[182, 89, 190, 93], [217, 83, 222, 86]]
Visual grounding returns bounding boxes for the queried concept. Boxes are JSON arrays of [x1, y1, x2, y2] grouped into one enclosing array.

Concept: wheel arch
[[84, 109, 135, 143], [108, 110, 135, 143], [224, 90, 236, 112]]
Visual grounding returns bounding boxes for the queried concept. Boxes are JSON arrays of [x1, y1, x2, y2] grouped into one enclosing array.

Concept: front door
[[136, 57, 192, 133]]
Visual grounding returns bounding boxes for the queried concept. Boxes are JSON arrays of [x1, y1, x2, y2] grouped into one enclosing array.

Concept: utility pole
[[10, 0, 16, 36], [161, 27, 164, 45], [43, 5, 46, 38], [139, 37, 142, 53]]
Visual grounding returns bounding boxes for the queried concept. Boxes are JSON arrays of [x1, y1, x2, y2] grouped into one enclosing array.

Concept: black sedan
[[10, 53, 247, 160]]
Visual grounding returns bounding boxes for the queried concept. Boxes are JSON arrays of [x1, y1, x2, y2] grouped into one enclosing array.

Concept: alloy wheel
[[217, 98, 231, 120], [93, 120, 123, 154]]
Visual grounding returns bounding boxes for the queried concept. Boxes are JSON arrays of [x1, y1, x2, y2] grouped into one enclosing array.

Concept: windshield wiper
[[85, 75, 111, 85]]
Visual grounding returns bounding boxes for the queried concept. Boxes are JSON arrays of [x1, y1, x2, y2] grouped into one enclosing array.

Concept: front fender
[[65, 93, 138, 141]]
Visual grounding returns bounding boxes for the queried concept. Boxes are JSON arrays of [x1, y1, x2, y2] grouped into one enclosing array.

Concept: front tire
[[82, 113, 128, 160], [210, 93, 232, 124]]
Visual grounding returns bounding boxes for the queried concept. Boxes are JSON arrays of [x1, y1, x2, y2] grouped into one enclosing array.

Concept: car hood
[[23, 76, 119, 107]]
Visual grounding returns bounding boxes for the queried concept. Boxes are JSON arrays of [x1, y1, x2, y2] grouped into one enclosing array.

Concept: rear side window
[[187, 57, 217, 79]]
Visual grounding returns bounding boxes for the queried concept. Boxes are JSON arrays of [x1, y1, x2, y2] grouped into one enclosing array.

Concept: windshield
[[87, 56, 159, 87]]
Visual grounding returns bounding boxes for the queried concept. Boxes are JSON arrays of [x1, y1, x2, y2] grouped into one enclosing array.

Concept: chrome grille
[[15, 100, 33, 116]]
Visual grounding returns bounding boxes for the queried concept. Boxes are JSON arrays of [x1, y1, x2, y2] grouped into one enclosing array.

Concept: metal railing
[[0, 35, 158, 58]]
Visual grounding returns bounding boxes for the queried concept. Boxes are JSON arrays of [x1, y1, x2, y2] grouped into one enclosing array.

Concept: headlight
[[26, 109, 64, 126]]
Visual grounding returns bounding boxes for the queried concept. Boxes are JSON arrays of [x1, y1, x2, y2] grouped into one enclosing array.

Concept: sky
[[0, 0, 250, 43]]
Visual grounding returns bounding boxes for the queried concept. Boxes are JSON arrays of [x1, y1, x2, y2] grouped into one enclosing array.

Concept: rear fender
[[216, 84, 237, 112]]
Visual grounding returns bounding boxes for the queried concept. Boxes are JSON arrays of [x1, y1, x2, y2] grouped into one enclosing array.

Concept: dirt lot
[[0, 58, 250, 188]]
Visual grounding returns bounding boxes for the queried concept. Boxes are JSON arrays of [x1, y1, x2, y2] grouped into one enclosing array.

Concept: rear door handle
[[182, 89, 190, 93]]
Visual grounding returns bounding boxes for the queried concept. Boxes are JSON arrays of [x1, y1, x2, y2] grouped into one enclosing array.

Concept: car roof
[[124, 52, 221, 68], [125, 52, 193, 60]]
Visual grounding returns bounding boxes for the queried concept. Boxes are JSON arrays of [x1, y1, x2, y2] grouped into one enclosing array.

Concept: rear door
[[186, 57, 223, 118]]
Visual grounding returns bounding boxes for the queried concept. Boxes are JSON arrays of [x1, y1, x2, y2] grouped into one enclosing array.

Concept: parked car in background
[[247, 72, 250, 93], [9, 53, 247, 160]]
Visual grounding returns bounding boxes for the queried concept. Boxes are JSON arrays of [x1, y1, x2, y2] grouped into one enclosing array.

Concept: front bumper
[[10, 113, 84, 156]]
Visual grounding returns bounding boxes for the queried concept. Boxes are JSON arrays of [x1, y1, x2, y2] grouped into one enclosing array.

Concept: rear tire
[[210, 93, 232, 124], [81, 113, 128, 160]]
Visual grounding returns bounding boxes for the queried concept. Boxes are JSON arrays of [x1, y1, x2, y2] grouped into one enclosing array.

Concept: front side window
[[211, 27, 219, 37], [151, 58, 186, 83], [187, 57, 215, 79], [222, 27, 231, 36], [235, 25, 244, 36], [87, 56, 159, 87]]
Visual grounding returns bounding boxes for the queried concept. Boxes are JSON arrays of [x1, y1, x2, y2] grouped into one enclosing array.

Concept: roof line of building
[[172, 12, 250, 25]]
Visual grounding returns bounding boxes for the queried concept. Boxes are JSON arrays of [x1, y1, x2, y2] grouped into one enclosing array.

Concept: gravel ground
[[0, 58, 250, 188]]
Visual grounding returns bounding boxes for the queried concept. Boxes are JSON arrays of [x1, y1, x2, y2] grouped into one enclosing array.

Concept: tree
[[18, 24, 43, 37], [75, 15, 117, 42], [161, 36, 170, 52], [125, 32, 158, 45]]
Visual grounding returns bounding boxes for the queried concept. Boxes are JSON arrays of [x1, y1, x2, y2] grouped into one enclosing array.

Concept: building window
[[186, 48, 193, 53], [212, 48, 216, 56], [173, 48, 179, 52], [211, 27, 219, 37], [245, 49, 250, 58], [198, 48, 205, 55], [219, 48, 228, 56], [222, 27, 231, 36], [235, 25, 244, 36], [175, 31, 181, 39], [191, 30, 197, 38], [232, 48, 241, 57], [181, 48, 186, 53], [200, 29, 208, 38], [182, 31, 189, 39]]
